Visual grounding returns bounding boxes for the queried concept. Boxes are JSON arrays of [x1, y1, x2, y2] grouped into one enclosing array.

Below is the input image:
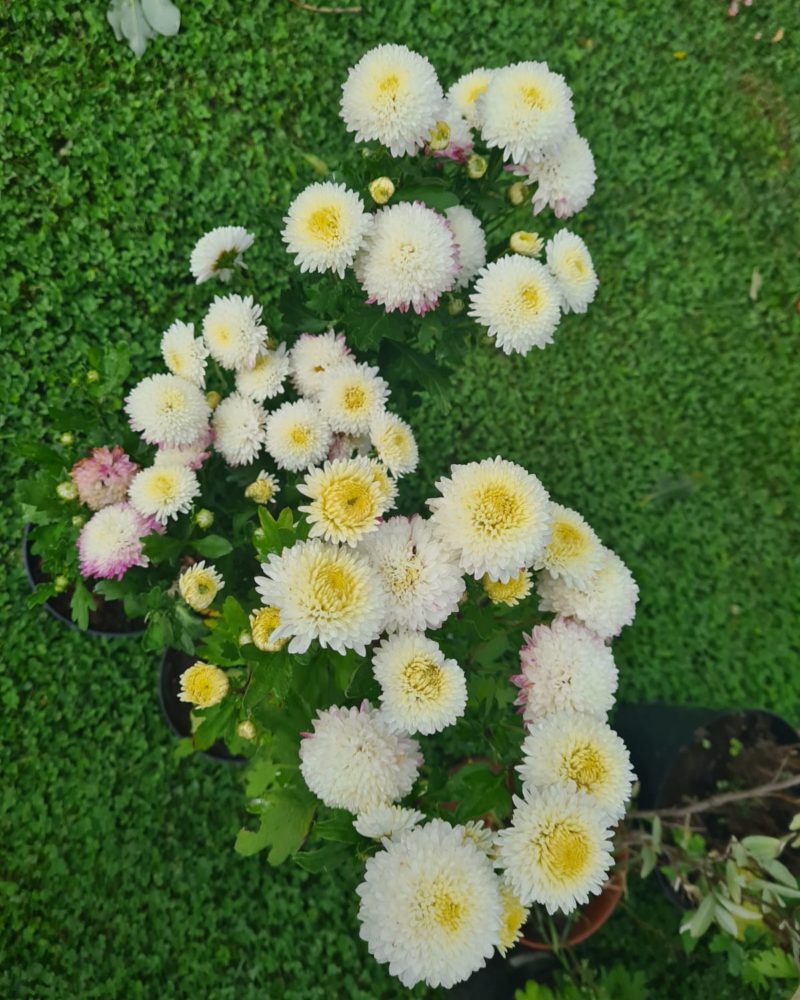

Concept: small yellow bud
[[428, 120, 451, 151], [85, 369, 100, 384], [245, 472, 278, 505], [466, 154, 488, 179], [56, 481, 78, 501], [206, 390, 222, 410], [194, 509, 214, 530], [71, 514, 85, 528], [448, 297, 465, 316], [237, 720, 257, 741], [59, 432, 75, 446], [53, 575, 70, 594], [368, 176, 396, 205], [509, 231, 544, 257], [507, 181, 529, 206]]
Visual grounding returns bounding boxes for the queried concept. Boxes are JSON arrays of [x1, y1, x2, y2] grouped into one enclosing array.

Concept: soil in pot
[[159, 647, 243, 763], [23, 526, 145, 637]]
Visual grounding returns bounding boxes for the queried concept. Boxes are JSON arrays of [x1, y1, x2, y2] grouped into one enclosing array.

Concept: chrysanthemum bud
[[507, 181, 528, 206], [86, 369, 100, 384], [59, 431, 75, 446], [194, 508, 214, 530], [206, 390, 222, 410], [368, 176, 396, 205], [448, 297, 465, 316], [253, 527, 265, 543], [244, 472, 279, 505], [237, 720, 256, 741], [428, 120, 451, 151], [466, 154, 488, 179], [71, 514, 85, 528], [509, 231, 544, 257], [56, 481, 78, 501], [53, 575, 70, 594]]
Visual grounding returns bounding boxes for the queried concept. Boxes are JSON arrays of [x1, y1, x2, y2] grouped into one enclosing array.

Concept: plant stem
[[630, 772, 800, 820]]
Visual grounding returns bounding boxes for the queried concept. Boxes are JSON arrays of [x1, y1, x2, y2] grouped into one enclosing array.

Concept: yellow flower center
[[343, 385, 368, 412], [401, 655, 444, 701], [536, 821, 590, 883], [377, 72, 401, 101], [418, 878, 465, 934], [165, 349, 185, 375], [471, 484, 524, 536], [290, 425, 311, 447], [208, 322, 231, 347], [521, 84, 546, 110], [319, 474, 377, 532], [466, 81, 488, 105], [307, 205, 343, 246], [160, 386, 187, 413], [518, 281, 543, 315], [311, 561, 356, 614], [562, 741, 608, 792], [149, 471, 179, 503], [564, 250, 587, 277], [548, 519, 589, 561]]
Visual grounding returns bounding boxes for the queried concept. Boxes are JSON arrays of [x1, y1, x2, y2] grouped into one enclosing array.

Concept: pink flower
[[70, 445, 139, 511], [154, 425, 214, 470], [77, 502, 162, 580]]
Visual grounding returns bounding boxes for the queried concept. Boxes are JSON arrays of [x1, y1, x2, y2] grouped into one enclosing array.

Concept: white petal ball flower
[[535, 502, 603, 590], [481, 61, 574, 165], [447, 67, 494, 128], [317, 361, 389, 435], [160, 321, 208, 387], [359, 516, 465, 634], [495, 785, 614, 913], [264, 399, 332, 472], [469, 255, 562, 356], [546, 230, 598, 314], [526, 129, 596, 219], [154, 426, 213, 471], [369, 411, 418, 477], [282, 182, 372, 278], [297, 456, 389, 546], [255, 539, 386, 655], [445, 205, 487, 290], [538, 547, 639, 639], [427, 457, 552, 581], [290, 330, 351, 397], [189, 226, 255, 284], [357, 819, 503, 989], [514, 619, 618, 725], [300, 701, 421, 813], [235, 344, 291, 402], [125, 374, 211, 447], [354, 804, 424, 841], [128, 464, 200, 525], [202, 294, 266, 371], [355, 202, 458, 315], [372, 633, 467, 736], [212, 393, 267, 467], [341, 44, 443, 157], [518, 713, 635, 823]]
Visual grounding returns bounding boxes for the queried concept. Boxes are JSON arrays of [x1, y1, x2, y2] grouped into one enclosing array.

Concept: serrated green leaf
[[192, 534, 233, 558]]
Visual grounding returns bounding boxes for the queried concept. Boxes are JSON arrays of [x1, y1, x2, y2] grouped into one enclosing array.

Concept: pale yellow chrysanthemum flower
[[249, 605, 287, 652], [447, 67, 494, 128], [178, 560, 224, 612], [536, 503, 603, 590], [545, 230, 598, 314], [482, 568, 532, 606], [369, 411, 418, 477], [317, 361, 390, 435], [178, 662, 229, 708], [128, 464, 200, 525], [368, 176, 395, 205], [497, 884, 529, 956], [367, 459, 398, 512], [244, 471, 280, 506], [298, 456, 387, 546], [282, 182, 372, 277], [161, 320, 208, 387]]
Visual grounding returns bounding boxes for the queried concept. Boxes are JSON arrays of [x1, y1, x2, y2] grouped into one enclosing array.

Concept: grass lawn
[[3, 1, 798, 996]]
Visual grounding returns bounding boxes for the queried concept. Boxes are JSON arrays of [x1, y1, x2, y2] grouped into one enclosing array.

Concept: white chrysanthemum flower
[[372, 633, 467, 736], [255, 539, 385, 655], [178, 560, 224, 612], [355, 202, 458, 315], [535, 503, 603, 589], [282, 182, 372, 277], [514, 619, 618, 725], [546, 230, 598, 314], [481, 61, 574, 165], [300, 702, 421, 813], [354, 804, 424, 841], [482, 568, 532, 606], [498, 883, 530, 956], [368, 459, 399, 512], [161, 321, 208, 387], [189, 226, 254, 284], [518, 713, 635, 823], [462, 820, 495, 856], [427, 457, 552, 581], [317, 361, 389, 435], [357, 819, 503, 989], [128, 464, 200, 525], [154, 426, 213, 471], [538, 547, 639, 639], [341, 44, 443, 157], [125, 374, 211, 448], [445, 205, 487, 290], [495, 785, 615, 913], [290, 330, 351, 398], [526, 129, 596, 219], [469, 255, 562, 356], [369, 411, 418, 476], [264, 399, 332, 472], [212, 393, 267, 467], [235, 343, 290, 402], [202, 294, 266, 371], [359, 516, 465, 634], [447, 68, 495, 128], [297, 456, 388, 546]]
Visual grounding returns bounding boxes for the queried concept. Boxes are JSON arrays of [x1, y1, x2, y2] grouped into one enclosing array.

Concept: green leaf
[[193, 700, 236, 751], [27, 582, 58, 608], [396, 185, 460, 211], [742, 835, 782, 863], [293, 843, 351, 874], [761, 859, 798, 889], [235, 787, 315, 864], [749, 947, 799, 980], [681, 893, 716, 939], [142, 533, 184, 565], [70, 578, 96, 631], [192, 534, 233, 558], [313, 810, 360, 844]]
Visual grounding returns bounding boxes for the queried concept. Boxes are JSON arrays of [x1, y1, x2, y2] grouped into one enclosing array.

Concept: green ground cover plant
[[2, 1, 798, 996]]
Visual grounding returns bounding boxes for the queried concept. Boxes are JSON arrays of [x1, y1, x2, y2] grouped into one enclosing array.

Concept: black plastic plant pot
[[158, 648, 244, 764], [23, 523, 146, 638], [449, 948, 556, 999]]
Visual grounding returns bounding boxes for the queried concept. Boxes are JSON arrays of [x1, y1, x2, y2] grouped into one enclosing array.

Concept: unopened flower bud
[[253, 527, 265, 544], [245, 472, 279, 506], [509, 231, 544, 257], [428, 120, 451, 151], [194, 508, 214, 530], [237, 720, 256, 741], [59, 432, 75, 446], [71, 514, 85, 528], [239, 631, 252, 646], [85, 369, 100, 384], [448, 297, 465, 316], [206, 390, 222, 410], [466, 154, 487, 179], [54, 575, 70, 594], [56, 481, 78, 501], [369, 176, 395, 205], [507, 181, 528, 206]]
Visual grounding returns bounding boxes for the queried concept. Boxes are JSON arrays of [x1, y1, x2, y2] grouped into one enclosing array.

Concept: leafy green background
[[2, 1, 798, 996]]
